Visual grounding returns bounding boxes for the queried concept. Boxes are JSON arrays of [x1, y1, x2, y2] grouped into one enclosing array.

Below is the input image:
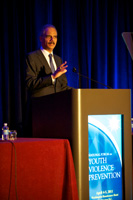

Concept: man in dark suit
[[25, 24, 70, 97], [24, 24, 70, 137]]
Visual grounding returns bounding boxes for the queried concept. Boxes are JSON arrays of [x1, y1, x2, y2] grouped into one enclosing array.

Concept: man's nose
[[50, 36, 54, 41]]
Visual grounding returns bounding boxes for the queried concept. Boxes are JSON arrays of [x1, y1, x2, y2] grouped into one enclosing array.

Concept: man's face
[[40, 27, 58, 52]]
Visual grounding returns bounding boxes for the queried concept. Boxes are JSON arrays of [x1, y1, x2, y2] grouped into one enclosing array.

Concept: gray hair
[[40, 24, 57, 37]]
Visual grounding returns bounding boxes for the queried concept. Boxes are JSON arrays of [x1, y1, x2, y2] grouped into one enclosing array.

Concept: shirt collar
[[40, 47, 53, 56]]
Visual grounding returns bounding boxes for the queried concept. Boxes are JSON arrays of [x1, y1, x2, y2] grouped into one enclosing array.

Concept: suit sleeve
[[25, 54, 53, 92]]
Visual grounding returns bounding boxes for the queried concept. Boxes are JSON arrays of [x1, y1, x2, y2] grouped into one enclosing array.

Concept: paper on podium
[[122, 32, 133, 60]]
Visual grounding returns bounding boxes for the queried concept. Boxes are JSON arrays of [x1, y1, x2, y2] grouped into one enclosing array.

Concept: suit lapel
[[36, 49, 61, 72], [36, 50, 52, 73], [54, 55, 61, 68]]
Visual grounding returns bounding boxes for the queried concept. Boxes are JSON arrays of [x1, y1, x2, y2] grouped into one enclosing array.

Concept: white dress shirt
[[40, 47, 57, 71]]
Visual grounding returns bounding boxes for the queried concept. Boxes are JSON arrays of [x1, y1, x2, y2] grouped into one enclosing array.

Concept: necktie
[[49, 54, 55, 73]]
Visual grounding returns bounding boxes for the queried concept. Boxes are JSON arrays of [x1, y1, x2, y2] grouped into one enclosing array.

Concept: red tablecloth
[[0, 138, 79, 200]]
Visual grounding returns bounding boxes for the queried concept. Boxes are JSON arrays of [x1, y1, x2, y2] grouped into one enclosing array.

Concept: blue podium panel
[[88, 115, 123, 200]]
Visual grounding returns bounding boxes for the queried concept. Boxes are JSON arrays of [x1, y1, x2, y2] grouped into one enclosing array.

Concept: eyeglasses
[[44, 35, 58, 40]]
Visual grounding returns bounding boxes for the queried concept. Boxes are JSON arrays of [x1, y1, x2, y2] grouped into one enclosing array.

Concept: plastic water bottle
[[2, 123, 9, 140]]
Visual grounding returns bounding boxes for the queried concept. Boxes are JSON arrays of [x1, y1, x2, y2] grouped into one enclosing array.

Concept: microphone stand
[[73, 67, 112, 89]]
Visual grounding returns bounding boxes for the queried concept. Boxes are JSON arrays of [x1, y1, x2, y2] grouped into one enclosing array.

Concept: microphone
[[72, 67, 112, 89]]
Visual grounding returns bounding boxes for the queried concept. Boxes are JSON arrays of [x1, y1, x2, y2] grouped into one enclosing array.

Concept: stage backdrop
[[0, 0, 133, 136]]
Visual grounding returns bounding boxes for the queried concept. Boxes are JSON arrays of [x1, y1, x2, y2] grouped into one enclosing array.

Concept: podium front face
[[32, 89, 132, 200]]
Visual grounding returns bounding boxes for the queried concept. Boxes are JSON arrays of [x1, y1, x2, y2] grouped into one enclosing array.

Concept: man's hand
[[51, 61, 68, 79]]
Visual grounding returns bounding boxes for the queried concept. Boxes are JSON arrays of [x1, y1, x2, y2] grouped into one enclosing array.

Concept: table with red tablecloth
[[0, 138, 79, 200]]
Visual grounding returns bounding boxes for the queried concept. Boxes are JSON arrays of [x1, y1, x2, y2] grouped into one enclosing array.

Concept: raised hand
[[51, 61, 68, 79]]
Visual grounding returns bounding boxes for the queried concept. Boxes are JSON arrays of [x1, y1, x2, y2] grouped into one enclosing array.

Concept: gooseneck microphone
[[72, 67, 112, 89]]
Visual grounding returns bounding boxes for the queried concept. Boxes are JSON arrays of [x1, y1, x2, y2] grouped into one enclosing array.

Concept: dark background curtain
[[0, 0, 133, 136]]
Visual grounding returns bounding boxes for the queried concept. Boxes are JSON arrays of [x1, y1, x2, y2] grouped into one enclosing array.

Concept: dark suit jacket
[[25, 49, 69, 97]]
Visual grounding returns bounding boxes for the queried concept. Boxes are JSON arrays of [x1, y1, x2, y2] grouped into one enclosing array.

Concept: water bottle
[[2, 123, 9, 140]]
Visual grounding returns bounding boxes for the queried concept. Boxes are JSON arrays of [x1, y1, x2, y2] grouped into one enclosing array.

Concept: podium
[[32, 89, 132, 200]]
